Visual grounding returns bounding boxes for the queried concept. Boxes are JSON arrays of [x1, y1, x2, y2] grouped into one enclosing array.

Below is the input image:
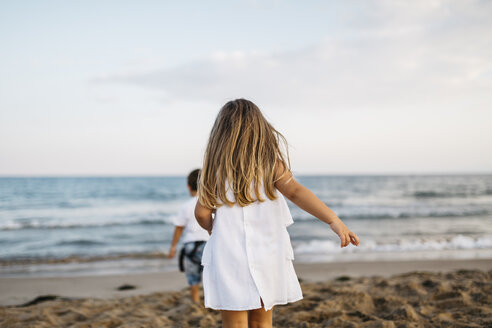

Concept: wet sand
[[1, 259, 491, 327]]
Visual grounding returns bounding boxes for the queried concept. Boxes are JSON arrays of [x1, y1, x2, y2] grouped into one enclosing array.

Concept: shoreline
[[1, 258, 491, 307]]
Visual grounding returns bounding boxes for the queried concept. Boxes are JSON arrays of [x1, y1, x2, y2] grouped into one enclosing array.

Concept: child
[[168, 168, 210, 304], [195, 99, 359, 327]]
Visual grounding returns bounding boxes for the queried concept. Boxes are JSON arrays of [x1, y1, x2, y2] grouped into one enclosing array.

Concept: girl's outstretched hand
[[329, 217, 359, 248], [273, 161, 359, 248]]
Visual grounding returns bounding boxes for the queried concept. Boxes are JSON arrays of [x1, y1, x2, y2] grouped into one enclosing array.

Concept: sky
[[0, 0, 491, 176]]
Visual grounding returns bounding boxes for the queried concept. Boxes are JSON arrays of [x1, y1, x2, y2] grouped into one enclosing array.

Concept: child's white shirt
[[173, 196, 210, 243]]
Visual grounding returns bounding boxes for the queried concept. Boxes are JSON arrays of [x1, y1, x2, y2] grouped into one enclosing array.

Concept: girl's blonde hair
[[198, 98, 290, 209]]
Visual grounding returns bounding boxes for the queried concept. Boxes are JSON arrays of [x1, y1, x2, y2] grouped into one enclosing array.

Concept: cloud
[[91, 0, 492, 113]]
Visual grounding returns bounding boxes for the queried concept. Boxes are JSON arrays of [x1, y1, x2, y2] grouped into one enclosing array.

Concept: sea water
[[1, 175, 491, 276]]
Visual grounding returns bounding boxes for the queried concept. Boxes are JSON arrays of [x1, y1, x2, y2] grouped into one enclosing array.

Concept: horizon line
[[1, 171, 491, 178]]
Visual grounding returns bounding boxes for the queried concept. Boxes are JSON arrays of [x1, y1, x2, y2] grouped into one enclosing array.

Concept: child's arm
[[274, 161, 359, 248], [194, 200, 213, 235], [168, 226, 184, 258]]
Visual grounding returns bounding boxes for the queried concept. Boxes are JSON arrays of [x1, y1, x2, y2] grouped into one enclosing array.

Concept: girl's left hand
[[329, 217, 359, 248]]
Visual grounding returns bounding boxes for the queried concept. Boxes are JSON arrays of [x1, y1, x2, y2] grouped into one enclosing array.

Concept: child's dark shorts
[[183, 241, 206, 286]]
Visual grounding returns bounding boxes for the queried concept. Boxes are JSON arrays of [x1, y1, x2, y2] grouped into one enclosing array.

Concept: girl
[[195, 98, 359, 328]]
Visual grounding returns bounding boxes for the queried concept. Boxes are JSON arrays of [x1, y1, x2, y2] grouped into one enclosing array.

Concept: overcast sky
[[0, 0, 491, 176]]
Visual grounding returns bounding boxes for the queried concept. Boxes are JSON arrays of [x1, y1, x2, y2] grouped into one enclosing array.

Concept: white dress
[[201, 182, 303, 311]]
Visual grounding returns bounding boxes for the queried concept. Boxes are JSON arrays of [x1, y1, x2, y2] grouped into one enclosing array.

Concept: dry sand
[[0, 259, 491, 327]]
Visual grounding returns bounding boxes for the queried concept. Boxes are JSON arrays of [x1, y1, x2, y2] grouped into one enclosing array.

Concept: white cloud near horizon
[[91, 0, 491, 113]]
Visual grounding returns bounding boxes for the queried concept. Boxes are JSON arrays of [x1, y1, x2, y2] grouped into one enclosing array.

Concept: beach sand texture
[[1, 269, 491, 328]]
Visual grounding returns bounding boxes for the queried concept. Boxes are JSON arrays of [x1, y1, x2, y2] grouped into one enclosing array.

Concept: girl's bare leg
[[248, 298, 273, 328], [220, 310, 248, 328], [220, 298, 273, 328]]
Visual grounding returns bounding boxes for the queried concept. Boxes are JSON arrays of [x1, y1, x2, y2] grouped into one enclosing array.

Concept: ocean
[[1, 175, 491, 277]]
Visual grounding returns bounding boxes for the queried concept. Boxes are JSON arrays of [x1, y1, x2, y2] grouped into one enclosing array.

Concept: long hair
[[198, 98, 291, 209]]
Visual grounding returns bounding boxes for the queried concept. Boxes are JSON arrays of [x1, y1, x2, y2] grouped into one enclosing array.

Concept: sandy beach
[[1, 259, 491, 327]]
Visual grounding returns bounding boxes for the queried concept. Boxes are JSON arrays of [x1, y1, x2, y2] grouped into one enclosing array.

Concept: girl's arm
[[194, 200, 213, 235], [274, 161, 359, 248]]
